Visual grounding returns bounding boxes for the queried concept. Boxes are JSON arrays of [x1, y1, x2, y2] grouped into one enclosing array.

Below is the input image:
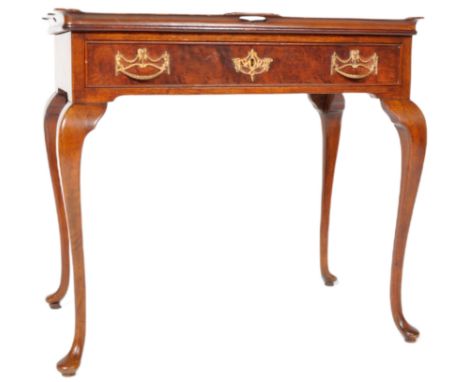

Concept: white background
[[0, 1, 466, 381]]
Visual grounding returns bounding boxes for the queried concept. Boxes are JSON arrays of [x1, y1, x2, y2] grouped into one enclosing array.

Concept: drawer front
[[85, 42, 401, 88]]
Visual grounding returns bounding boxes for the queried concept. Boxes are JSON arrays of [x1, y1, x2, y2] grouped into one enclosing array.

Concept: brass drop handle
[[115, 48, 170, 81], [232, 49, 273, 82], [331, 49, 378, 79]]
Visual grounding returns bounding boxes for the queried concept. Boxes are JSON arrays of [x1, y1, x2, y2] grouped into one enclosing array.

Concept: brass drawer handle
[[232, 49, 273, 82], [115, 48, 170, 81], [331, 49, 378, 79]]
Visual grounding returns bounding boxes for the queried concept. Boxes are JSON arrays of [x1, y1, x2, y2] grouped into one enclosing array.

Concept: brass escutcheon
[[232, 49, 273, 82]]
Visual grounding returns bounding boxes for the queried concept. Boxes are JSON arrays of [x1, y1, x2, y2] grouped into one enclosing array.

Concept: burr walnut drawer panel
[[85, 42, 401, 88]]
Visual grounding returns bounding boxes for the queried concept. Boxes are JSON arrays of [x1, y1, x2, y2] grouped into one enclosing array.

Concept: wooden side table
[[43, 10, 426, 376]]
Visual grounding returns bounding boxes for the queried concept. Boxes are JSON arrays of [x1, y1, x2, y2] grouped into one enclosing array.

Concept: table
[[43, 9, 426, 376]]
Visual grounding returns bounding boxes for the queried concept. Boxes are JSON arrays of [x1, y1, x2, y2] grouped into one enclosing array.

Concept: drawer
[[85, 42, 401, 88]]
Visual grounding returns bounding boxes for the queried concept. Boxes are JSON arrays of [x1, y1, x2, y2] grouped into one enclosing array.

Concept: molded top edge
[[44, 9, 420, 36]]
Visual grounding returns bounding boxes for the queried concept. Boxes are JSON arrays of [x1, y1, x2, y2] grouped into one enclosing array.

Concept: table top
[[45, 9, 420, 36]]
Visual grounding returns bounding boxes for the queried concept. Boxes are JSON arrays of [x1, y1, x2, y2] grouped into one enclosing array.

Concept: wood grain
[[43, 9, 425, 375], [86, 42, 400, 88]]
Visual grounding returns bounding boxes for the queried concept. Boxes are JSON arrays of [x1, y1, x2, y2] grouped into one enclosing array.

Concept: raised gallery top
[[44, 9, 420, 36]]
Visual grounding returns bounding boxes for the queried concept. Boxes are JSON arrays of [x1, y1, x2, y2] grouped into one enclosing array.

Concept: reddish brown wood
[[71, 32, 408, 102], [55, 103, 107, 376], [44, 91, 70, 309], [46, 9, 419, 36], [44, 9, 425, 376], [309, 94, 345, 286], [86, 42, 400, 88], [380, 98, 426, 342]]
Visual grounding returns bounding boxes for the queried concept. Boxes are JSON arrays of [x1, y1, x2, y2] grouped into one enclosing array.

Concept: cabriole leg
[[44, 91, 70, 308], [380, 98, 426, 342], [309, 94, 345, 286], [55, 102, 107, 376]]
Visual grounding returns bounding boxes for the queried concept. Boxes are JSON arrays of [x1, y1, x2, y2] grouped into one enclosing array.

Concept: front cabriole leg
[[380, 98, 426, 342], [56, 103, 107, 376]]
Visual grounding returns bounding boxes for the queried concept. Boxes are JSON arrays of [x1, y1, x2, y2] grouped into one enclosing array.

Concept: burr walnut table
[[43, 9, 426, 376]]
